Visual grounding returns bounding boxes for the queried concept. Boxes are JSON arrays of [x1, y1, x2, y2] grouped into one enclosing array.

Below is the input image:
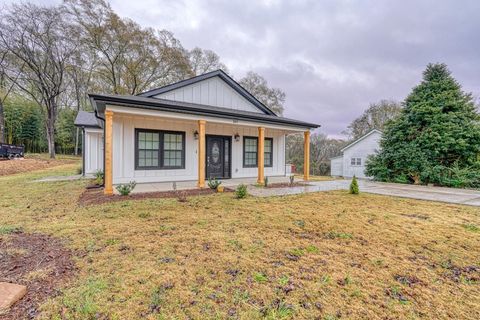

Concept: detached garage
[[330, 129, 382, 178]]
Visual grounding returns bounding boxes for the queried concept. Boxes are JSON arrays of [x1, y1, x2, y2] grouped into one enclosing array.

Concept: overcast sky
[[6, 0, 480, 138]]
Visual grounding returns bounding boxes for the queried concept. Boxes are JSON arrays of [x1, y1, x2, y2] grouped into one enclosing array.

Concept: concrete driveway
[[248, 179, 480, 207], [360, 181, 480, 206]]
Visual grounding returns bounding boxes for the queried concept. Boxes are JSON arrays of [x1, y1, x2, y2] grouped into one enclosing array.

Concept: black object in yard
[[0, 143, 25, 159]]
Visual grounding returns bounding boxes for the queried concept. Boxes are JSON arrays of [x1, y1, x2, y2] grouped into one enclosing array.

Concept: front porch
[[117, 175, 294, 194], [103, 106, 313, 195]]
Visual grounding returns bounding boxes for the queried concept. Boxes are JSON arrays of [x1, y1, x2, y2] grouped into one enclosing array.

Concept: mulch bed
[[0, 231, 77, 320], [264, 182, 311, 189], [78, 187, 233, 206]]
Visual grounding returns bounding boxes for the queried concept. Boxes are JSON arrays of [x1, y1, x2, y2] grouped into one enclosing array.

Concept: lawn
[[0, 162, 479, 319]]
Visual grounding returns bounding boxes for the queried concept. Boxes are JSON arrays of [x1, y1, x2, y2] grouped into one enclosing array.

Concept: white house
[[75, 70, 319, 194], [330, 129, 382, 178]]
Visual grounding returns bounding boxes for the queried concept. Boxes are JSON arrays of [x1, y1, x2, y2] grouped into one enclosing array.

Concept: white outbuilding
[[330, 129, 382, 178]]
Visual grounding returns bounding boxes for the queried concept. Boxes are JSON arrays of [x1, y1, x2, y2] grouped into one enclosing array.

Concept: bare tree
[[286, 133, 345, 175], [239, 71, 285, 116], [0, 3, 76, 158], [343, 99, 402, 140], [0, 51, 18, 143], [66, 50, 97, 155], [188, 47, 228, 76], [65, 0, 191, 95]]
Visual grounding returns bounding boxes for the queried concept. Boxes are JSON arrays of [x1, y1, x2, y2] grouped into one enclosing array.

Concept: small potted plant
[[207, 177, 222, 192]]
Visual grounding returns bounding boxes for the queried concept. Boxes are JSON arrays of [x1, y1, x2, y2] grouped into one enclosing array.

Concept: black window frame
[[135, 128, 186, 170], [242, 136, 273, 168], [264, 137, 273, 167], [350, 157, 362, 166]]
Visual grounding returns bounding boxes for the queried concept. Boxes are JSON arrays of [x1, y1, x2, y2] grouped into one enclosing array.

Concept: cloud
[[107, 0, 480, 137], [6, 0, 479, 137]]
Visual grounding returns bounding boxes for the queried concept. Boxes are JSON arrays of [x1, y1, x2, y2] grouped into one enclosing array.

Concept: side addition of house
[[75, 70, 319, 194], [330, 129, 382, 178]]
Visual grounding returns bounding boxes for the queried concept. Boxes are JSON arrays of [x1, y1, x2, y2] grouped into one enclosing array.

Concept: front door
[[206, 135, 231, 179]]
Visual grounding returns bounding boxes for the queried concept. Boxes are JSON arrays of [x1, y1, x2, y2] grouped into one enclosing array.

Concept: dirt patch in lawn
[[78, 187, 233, 206], [0, 156, 78, 177], [0, 231, 77, 320]]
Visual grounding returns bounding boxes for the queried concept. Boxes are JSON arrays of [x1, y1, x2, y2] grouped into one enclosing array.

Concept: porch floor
[[116, 175, 293, 194]]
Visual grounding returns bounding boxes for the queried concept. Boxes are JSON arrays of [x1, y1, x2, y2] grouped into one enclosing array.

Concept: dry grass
[[294, 174, 339, 182], [0, 161, 479, 319], [0, 153, 80, 176]]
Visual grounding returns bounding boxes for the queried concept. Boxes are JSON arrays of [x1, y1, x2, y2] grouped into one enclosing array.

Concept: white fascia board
[[105, 104, 310, 133]]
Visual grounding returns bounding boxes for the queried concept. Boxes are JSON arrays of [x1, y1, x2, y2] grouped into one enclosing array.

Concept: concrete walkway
[[34, 174, 85, 182], [248, 180, 480, 207]]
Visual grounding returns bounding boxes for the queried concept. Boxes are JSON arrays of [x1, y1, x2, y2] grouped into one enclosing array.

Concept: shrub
[[349, 176, 359, 194], [207, 178, 221, 190], [235, 184, 248, 199], [116, 181, 136, 196], [264, 176, 269, 187], [177, 190, 187, 203], [76, 166, 83, 175], [94, 170, 104, 185], [289, 175, 295, 186]]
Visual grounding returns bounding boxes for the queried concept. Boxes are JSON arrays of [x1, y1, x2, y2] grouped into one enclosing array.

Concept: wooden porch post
[[303, 130, 310, 181], [197, 120, 206, 188], [104, 110, 113, 195], [257, 127, 265, 184]]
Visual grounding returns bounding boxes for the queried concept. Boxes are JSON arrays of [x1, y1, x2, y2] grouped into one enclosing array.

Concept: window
[[135, 129, 185, 170], [243, 137, 257, 167], [351, 158, 362, 166], [264, 138, 273, 167], [243, 136, 273, 168]]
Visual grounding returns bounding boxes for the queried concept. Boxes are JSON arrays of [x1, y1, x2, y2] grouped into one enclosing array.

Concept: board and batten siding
[[153, 76, 262, 114], [341, 131, 381, 178], [330, 156, 343, 176], [111, 114, 286, 184], [84, 128, 103, 175]]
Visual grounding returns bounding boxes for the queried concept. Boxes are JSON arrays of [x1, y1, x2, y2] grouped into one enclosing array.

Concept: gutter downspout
[[92, 99, 106, 187], [82, 127, 85, 177]]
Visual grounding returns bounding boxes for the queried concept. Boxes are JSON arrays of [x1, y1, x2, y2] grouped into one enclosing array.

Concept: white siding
[[154, 76, 262, 113], [330, 157, 343, 176], [84, 129, 103, 175], [341, 131, 381, 178], [112, 114, 286, 184]]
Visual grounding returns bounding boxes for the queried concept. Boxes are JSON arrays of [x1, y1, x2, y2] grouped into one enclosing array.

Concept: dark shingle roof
[[74, 111, 102, 128], [89, 93, 320, 129]]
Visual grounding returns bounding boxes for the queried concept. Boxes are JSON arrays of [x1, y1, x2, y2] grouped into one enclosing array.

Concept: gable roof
[[74, 111, 102, 128], [137, 69, 277, 116], [340, 129, 382, 152], [89, 93, 320, 129]]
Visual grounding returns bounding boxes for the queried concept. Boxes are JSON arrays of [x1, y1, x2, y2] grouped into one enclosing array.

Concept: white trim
[[84, 128, 103, 134], [329, 155, 343, 160], [106, 104, 309, 132], [341, 129, 382, 152]]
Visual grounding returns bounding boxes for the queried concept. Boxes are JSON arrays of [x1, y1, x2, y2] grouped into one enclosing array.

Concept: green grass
[[462, 223, 479, 232], [0, 225, 21, 234]]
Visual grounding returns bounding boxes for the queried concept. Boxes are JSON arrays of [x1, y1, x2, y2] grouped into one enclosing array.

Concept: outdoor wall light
[[193, 130, 199, 140], [234, 133, 240, 142]]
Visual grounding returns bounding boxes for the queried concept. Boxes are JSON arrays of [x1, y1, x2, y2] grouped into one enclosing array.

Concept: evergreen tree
[[366, 63, 480, 188]]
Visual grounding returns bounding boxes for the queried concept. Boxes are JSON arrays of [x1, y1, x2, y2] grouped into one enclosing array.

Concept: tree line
[[0, 0, 285, 157]]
